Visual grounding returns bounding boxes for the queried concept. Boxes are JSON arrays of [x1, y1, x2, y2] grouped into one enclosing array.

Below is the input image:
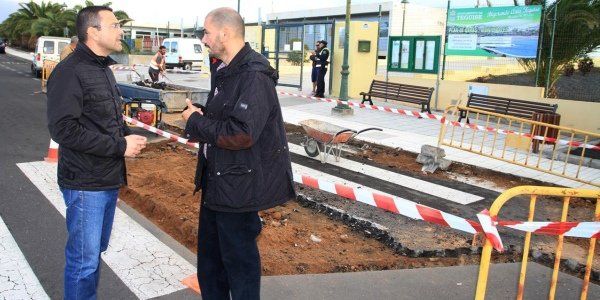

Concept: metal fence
[[439, 105, 600, 187], [475, 186, 600, 300]]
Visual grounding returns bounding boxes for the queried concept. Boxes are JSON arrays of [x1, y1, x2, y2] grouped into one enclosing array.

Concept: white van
[[162, 38, 204, 70], [31, 36, 70, 77]]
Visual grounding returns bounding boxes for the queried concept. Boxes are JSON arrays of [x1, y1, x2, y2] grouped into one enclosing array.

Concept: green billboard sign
[[446, 5, 542, 58]]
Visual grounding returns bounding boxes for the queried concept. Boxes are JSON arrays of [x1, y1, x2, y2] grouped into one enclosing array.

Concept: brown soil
[[120, 141, 521, 276]]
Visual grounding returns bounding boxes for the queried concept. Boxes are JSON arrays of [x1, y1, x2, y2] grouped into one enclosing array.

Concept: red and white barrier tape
[[123, 115, 199, 148], [124, 115, 600, 251], [293, 172, 482, 233], [293, 172, 600, 251], [110, 65, 136, 71], [110, 64, 152, 71], [277, 91, 600, 152], [497, 220, 600, 239], [477, 210, 504, 252]]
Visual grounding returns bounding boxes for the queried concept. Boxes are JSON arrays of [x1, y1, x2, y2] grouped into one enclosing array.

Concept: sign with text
[[446, 5, 542, 58]]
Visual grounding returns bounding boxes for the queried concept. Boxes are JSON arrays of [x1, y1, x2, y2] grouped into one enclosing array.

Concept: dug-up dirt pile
[[120, 142, 512, 276]]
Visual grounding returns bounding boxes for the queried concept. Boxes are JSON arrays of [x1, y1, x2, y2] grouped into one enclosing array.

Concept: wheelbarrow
[[299, 119, 382, 163]]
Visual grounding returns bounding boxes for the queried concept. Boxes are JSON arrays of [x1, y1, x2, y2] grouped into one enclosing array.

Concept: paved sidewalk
[[158, 262, 600, 300], [5, 46, 31, 61]]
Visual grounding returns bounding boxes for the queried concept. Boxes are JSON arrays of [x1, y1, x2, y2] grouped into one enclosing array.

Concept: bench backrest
[[467, 93, 557, 119], [369, 80, 402, 98], [370, 80, 433, 102], [466, 94, 511, 114], [506, 98, 558, 119], [397, 83, 434, 102]]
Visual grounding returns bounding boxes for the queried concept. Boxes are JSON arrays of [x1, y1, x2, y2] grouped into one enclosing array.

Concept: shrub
[[578, 56, 594, 75], [286, 51, 304, 66], [563, 63, 575, 76]]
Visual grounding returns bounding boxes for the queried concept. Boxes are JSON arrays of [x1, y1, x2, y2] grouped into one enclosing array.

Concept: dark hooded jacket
[[184, 43, 296, 212], [47, 43, 130, 190]]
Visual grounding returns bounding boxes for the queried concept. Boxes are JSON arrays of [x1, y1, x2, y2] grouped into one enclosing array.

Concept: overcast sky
[[1, 0, 534, 26]]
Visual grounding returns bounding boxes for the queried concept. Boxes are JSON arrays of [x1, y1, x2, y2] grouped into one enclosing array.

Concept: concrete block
[[420, 144, 446, 157], [417, 145, 452, 173]]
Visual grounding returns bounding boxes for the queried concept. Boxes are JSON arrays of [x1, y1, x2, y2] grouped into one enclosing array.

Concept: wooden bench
[[459, 93, 558, 123], [360, 80, 434, 113]]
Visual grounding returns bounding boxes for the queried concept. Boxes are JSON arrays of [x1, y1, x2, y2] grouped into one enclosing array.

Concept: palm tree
[[0, 1, 71, 49], [30, 3, 74, 38], [73, 1, 133, 26], [0, 1, 134, 52]]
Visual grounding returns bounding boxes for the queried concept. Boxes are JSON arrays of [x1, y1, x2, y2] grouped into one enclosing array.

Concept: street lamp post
[[401, 0, 408, 36], [332, 0, 353, 115]]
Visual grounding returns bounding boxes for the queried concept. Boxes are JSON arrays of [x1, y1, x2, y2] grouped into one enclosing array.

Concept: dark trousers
[[148, 68, 160, 82], [315, 67, 327, 97], [197, 206, 262, 300]]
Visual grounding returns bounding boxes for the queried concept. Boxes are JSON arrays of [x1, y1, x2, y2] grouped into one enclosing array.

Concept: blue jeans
[[61, 188, 119, 300]]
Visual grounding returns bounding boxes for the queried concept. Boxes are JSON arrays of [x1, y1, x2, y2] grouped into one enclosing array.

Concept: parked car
[[162, 38, 204, 70], [0, 38, 6, 54], [31, 36, 70, 77]]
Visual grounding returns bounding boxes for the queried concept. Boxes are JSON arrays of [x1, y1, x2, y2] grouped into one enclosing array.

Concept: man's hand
[[124, 135, 147, 157], [182, 98, 203, 122]]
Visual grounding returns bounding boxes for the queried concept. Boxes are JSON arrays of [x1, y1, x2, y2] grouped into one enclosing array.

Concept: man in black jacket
[[313, 40, 329, 98], [47, 6, 147, 299], [182, 7, 295, 300]]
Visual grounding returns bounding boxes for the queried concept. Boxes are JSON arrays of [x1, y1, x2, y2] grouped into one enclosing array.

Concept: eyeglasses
[[93, 23, 121, 30]]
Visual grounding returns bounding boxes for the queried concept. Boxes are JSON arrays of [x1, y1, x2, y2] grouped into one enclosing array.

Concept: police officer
[[309, 42, 320, 96], [313, 40, 329, 98]]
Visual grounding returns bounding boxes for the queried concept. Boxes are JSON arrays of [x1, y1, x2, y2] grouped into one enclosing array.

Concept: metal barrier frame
[[475, 186, 600, 300], [438, 105, 600, 187], [41, 60, 58, 93]]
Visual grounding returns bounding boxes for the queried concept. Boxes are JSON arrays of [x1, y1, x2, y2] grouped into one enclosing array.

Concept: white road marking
[[289, 143, 484, 205], [0, 215, 49, 299], [17, 161, 196, 299]]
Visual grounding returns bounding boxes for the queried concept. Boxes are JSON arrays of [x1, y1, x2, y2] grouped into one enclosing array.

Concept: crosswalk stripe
[[0, 215, 50, 299], [288, 143, 484, 205], [17, 161, 196, 299]]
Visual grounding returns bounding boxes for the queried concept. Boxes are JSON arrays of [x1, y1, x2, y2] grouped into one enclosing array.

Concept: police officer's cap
[[319, 40, 328, 46]]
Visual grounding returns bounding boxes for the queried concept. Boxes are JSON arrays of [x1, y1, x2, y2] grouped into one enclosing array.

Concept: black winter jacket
[[47, 43, 131, 190], [184, 43, 296, 212]]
